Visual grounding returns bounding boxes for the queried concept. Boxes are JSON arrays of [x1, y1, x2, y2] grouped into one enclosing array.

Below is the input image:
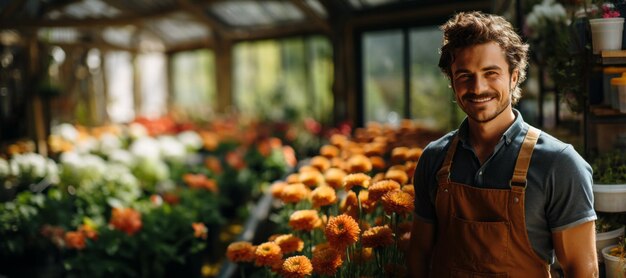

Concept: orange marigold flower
[[371, 172, 386, 183], [330, 157, 346, 171], [369, 179, 401, 202], [351, 247, 373, 264], [299, 170, 324, 188], [369, 156, 386, 170], [358, 191, 377, 214], [299, 165, 319, 173], [283, 146, 298, 168], [289, 210, 321, 232], [183, 173, 218, 192], [320, 145, 340, 158], [343, 173, 371, 192], [225, 151, 246, 170], [226, 241, 256, 263], [385, 169, 409, 185], [311, 186, 337, 207], [270, 181, 287, 199], [347, 154, 372, 173], [407, 147, 424, 161], [391, 147, 409, 163], [310, 156, 331, 172], [273, 234, 304, 254], [255, 242, 283, 267], [340, 191, 358, 219], [381, 190, 414, 216], [280, 183, 310, 204], [162, 192, 180, 205], [109, 207, 142, 236], [282, 255, 313, 278], [325, 214, 360, 251], [79, 223, 98, 240], [324, 168, 347, 189], [204, 156, 223, 174], [362, 226, 394, 248], [364, 143, 385, 157], [286, 173, 300, 184], [405, 161, 417, 179], [192, 222, 208, 240], [65, 231, 86, 250], [329, 134, 348, 147], [402, 184, 415, 197], [312, 244, 343, 276]]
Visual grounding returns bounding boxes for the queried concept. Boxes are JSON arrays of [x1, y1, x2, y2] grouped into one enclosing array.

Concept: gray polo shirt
[[413, 110, 596, 263]]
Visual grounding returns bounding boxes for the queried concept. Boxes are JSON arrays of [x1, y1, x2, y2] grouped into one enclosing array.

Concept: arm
[[407, 218, 435, 278], [552, 221, 598, 278]]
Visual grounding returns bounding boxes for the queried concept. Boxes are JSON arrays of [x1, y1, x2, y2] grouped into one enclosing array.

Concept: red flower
[[65, 231, 86, 250]]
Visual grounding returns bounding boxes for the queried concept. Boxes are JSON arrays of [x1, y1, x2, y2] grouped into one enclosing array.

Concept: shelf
[[600, 50, 626, 65], [588, 106, 626, 123]]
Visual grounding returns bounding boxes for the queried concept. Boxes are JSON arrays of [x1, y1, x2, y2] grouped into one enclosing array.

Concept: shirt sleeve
[[413, 145, 438, 223], [545, 145, 597, 231]]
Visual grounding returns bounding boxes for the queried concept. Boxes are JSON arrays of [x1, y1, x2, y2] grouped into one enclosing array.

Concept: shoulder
[[531, 127, 591, 176], [421, 130, 458, 160]]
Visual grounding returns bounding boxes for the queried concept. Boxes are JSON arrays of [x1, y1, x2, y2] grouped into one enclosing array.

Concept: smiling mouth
[[467, 97, 494, 103]]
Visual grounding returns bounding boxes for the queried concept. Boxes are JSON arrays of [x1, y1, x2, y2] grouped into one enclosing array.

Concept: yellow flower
[[286, 173, 300, 184], [407, 147, 424, 161], [343, 173, 371, 192], [362, 225, 394, 248], [226, 241, 256, 263], [289, 210, 321, 232], [255, 242, 283, 267], [311, 185, 337, 207], [299, 170, 324, 188], [270, 181, 287, 199], [282, 255, 313, 278], [325, 214, 360, 251], [369, 179, 401, 202], [381, 190, 414, 216], [330, 157, 347, 172], [273, 234, 304, 254], [369, 155, 386, 171], [391, 147, 409, 163], [402, 184, 415, 197]]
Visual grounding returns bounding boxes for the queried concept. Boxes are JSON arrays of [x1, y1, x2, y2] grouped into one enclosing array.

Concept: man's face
[[450, 42, 518, 123]]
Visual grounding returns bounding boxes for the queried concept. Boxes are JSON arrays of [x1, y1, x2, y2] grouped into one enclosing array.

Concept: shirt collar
[[457, 108, 525, 147]]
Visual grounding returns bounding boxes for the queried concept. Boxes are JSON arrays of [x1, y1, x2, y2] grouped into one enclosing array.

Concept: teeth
[[470, 97, 492, 103]]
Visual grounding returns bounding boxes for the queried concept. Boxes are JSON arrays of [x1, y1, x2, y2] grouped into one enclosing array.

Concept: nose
[[470, 76, 488, 94]]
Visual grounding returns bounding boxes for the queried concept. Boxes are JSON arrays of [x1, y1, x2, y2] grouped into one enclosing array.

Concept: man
[[407, 11, 598, 277]]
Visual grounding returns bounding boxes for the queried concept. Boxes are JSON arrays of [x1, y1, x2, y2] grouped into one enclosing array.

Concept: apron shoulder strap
[[437, 134, 460, 184], [510, 124, 541, 188]]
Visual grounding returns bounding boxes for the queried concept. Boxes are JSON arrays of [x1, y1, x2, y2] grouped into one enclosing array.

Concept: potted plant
[[592, 150, 626, 212], [585, 1, 624, 54], [602, 236, 626, 278], [597, 216, 626, 262]]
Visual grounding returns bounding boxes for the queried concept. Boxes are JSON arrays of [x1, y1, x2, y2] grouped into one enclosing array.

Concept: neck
[[467, 107, 516, 162]]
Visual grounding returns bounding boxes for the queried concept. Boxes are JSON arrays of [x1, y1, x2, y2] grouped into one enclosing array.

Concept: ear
[[510, 68, 519, 86]]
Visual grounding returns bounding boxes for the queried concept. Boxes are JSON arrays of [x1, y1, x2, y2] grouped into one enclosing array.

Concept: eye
[[486, 71, 499, 77], [455, 74, 471, 81]]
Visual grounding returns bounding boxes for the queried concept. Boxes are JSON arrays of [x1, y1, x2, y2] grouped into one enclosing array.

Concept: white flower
[[75, 137, 98, 154], [177, 130, 203, 151], [108, 149, 136, 167], [46, 159, 59, 184], [10, 153, 49, 181], [98, 133, 122, 155], [51, 123, 79, 142], [129, 136, 161, 160], [526, 0, 568, 39], [0, 158, 10, 178], [157, 135, 186, 162], [128, 123, 148, 139]]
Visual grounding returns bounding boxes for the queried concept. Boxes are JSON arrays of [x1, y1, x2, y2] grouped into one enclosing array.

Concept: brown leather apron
[[430, 126, 550, 277]]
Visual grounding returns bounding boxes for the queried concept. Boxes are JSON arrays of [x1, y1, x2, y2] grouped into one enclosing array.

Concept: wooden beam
[[288, 0, 331, 33], [0, 8, 178, 29], [165, 39, 214, 54], [177, 0, 229, 39], [45, 41, 137, 53], [214, 38, 232, 113], [229, 23, 328, 42]]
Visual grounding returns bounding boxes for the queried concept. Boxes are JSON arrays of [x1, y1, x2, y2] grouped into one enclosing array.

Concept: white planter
[[593, 184, 626, 212], [598, 226, 625, 262], [602, 245, 626, 278], [590, 18, 625, 54]]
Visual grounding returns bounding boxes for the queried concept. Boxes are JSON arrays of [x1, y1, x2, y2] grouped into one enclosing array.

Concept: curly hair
[[438, 11, 529, 104]]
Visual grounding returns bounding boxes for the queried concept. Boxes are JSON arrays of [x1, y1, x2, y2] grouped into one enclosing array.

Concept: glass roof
[[348, 0, 407, 8], [210, 1, 305, 27]]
